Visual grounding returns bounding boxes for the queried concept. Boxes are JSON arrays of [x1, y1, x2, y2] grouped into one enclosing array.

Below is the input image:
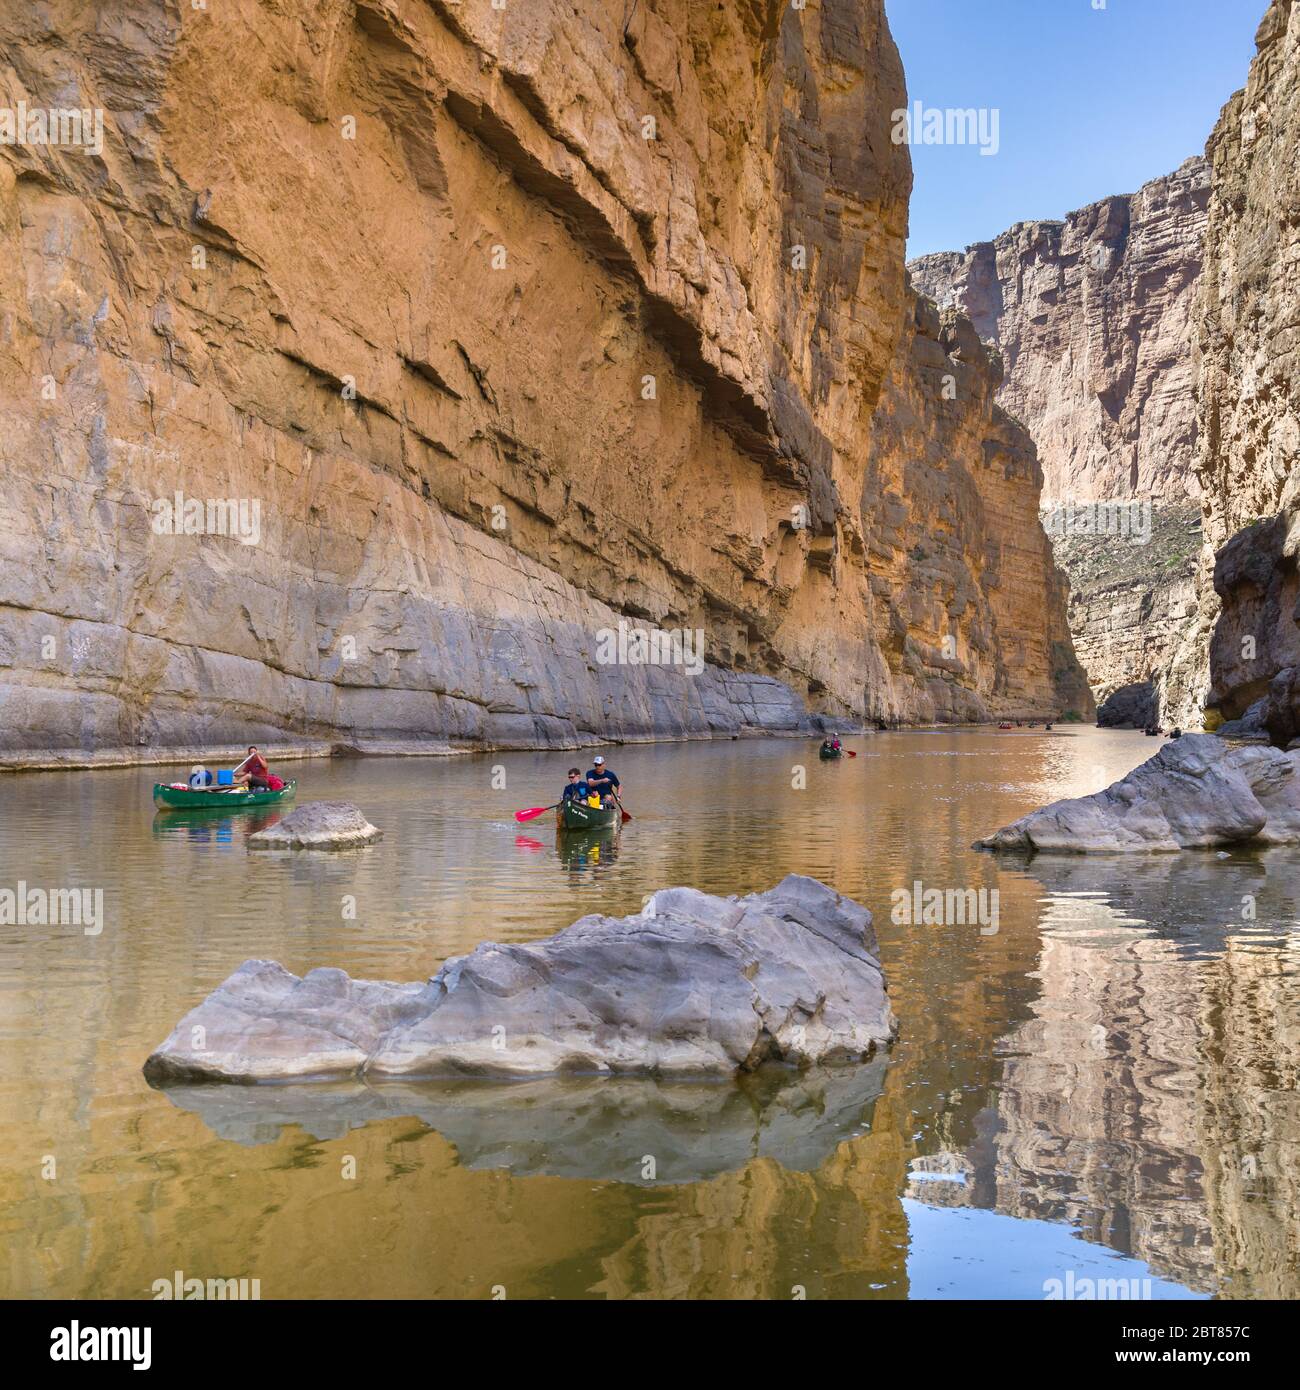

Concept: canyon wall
[[1169, 0, 1300, 739], [860, 296, 1091, 723], [909, 162, 1208, 724], [0, 0, 1087, 764]]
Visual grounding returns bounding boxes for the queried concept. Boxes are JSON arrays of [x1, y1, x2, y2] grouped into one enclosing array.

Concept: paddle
[[514, 802, 561, 823]]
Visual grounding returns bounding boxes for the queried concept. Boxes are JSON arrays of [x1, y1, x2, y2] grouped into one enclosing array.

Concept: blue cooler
[[217, 768, 234, 786]]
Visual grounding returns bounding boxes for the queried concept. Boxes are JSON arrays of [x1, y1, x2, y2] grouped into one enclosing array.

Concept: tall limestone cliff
[[909, 162, 1209, 725], [1168, 0, 1300, 740], [0, 0, 1088, 763]]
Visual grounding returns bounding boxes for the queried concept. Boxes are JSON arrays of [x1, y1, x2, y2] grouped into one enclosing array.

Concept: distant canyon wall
[[911, 0, 1300, 743], [909, 158, 1208, 509], [910, 161, 1208, 724], [0, 0, 1088, 763]]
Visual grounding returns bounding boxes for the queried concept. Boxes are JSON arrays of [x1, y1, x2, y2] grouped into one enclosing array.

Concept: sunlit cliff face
[[0, 0, 1085, 760]]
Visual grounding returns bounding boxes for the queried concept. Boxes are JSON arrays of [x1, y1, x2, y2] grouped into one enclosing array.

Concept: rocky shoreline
[[0, 715, 1091, 774]]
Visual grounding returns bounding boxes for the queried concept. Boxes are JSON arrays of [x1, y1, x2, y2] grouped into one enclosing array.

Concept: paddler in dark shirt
[[586, 755, 620, 806]]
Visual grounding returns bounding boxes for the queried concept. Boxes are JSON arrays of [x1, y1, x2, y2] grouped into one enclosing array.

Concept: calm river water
[[2, 727, 1296, 1299]]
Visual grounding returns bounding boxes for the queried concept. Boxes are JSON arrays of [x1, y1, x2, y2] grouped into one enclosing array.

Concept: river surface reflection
[[1, 728, 1295, 1298]]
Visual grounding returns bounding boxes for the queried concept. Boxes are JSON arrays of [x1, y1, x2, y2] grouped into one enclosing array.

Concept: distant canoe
[[818, 746, 843, 760], [557, 799, 620, 831], [153, 780, 297, 810]]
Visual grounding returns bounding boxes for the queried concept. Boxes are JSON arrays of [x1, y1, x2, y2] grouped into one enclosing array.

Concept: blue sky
[[886, 0, 1264, 258]]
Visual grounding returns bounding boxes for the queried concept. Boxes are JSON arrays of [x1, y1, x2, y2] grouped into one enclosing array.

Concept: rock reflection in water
[[907, 853, 1300, 1299], [154, 1060, 888, 1186]]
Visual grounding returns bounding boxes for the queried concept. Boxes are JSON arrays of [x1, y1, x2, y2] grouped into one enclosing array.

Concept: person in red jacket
[[233, 745, 271, 790]]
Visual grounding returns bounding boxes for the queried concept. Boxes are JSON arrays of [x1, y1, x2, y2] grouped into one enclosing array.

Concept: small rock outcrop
[[143, 876, 895, 1083], [974, 734, 1300, 853], [247, 802, 382, 851]]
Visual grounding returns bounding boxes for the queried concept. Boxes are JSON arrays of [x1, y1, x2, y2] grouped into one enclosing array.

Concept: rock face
[[143, 875, 895, 1082], [859, 294, 1093, 722], [974, 734, 1300, 853], [1171, 0, 1300, 736], [909, 162, 1209, 723], [0, 0, 1086, 760], [247, 801, 382, 850], [908, 159, 1208, 509], [1052, 501, 1201, 724]]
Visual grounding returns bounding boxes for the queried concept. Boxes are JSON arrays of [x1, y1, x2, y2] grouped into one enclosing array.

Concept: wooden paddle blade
[[514, 806, 549, 822]]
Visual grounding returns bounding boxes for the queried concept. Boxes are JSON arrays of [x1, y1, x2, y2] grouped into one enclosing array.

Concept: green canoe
[[818, 746, 843, 760], [153, 780, 297, 810], [557, 799, 621, 831]]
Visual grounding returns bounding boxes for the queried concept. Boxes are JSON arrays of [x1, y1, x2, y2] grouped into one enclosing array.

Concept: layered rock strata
[[1053, 501, 1201, 724], [1171, 0, 1300, 737], [909, 162, 1209, 722], [908, 159, 1209, 508], [0, 0, 1087, 759], [143, 876, 896, 1082]]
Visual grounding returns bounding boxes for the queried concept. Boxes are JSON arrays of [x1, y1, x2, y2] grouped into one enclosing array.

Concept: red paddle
[[514, 803, 559, 823]]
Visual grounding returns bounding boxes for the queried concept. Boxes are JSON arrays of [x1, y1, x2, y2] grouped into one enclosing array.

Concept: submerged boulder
[[143, 876, 895, 1083], [975, 734, 1300, 853], [247, 801, 382, 850]]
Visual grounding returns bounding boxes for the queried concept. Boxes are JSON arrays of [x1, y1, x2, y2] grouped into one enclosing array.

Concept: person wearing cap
[[585, 755, 621, 807]]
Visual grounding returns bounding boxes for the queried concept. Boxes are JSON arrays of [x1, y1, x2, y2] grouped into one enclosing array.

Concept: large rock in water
[[247, 802, 382, 851], [143, 876, 895, 1083], [974, 734, 1300, 853]]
